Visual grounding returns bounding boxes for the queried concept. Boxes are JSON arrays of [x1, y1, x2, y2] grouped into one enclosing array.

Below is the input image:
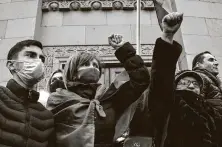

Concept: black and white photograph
[[0, 0, 222, 146]]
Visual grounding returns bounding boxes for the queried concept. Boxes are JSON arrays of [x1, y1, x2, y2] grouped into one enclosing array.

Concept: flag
[[153, 0, 173, 31]]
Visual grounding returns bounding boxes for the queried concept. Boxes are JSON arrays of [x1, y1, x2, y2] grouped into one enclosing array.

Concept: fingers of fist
[[108, 34, 124, 48], [163, 12, 183, 26], [109, 34, 123, 44]]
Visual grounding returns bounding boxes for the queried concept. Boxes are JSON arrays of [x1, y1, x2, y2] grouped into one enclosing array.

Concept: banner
[[153, 0, 173, 31]]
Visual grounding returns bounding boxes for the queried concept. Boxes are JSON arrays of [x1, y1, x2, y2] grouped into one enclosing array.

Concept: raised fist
[[108, 34, 126, 50], [162, 12, 183, 34]]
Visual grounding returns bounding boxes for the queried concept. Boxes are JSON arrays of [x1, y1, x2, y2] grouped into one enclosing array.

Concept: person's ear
[[196, 62, 204, 68], [195, 62, 201, 68], [6, 61, 15, 71]]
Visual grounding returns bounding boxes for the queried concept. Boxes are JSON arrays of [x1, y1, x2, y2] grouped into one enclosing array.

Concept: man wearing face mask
[[0, 40, 54, 147]]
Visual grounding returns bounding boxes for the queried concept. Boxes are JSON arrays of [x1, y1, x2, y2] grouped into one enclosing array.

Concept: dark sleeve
[[204, 99, 222, 146], [148, 38, 182, 135], [112, 42, 150, 115], [47, 130, 56, 147]]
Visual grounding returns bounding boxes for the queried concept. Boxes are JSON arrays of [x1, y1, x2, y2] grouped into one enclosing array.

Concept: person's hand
[[108, 34, 126, 50], [161, 12, 183, 44]]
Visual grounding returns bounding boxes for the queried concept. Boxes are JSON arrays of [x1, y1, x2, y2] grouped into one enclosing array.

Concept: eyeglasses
[[177, 79, 199, 88]]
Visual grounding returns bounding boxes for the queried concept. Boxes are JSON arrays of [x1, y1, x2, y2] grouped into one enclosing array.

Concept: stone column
[[0, 0, 42, 86]]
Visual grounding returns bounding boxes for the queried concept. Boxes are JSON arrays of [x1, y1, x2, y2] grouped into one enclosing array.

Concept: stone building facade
[[0, 0, 222, 90]]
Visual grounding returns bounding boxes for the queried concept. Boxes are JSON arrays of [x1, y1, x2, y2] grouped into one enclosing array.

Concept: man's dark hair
[[7, 40, 43, 60], [192, 51, 212, 69]]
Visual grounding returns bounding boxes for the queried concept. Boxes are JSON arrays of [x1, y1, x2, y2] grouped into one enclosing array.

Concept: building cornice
[[42, 0, 154, 12], [43, 44, 154, 64]]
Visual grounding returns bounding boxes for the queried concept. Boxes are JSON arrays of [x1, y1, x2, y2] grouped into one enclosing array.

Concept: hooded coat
[[46, 42, 150, 147], [164, 70, 222, 147], [166, 90, 217, 147]]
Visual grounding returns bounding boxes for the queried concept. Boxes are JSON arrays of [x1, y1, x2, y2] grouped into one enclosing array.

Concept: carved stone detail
[[42, 0, 154, 11], [43, 44, 154, 58], [70, 2, 81, 10], [38, 44, 154, 90], [113, 1, 122, 10], [49, 1, 59, 11], [91, 1, 102, 10]]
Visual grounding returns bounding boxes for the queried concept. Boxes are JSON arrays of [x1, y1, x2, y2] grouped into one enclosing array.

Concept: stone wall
[[40, 10, 161, 46], [38, 7, 161, 89], [0, 0, 42, 86], [2, 0, 221, 86], [175, 0, 222, 76]]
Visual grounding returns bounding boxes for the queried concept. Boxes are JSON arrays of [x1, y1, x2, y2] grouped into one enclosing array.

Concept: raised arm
[[147, 12, 183, 146], [106, 34, 150, 114]]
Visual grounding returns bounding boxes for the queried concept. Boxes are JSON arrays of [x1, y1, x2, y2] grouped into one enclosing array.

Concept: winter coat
[[0, 79, 55, 147], [113, 38, 182, 146], [165, 90, 218, 147], [194, 68, 222, 100], [160, 69, 222, 147], [46, 42, 150, 147], [194, 68, 222, 146]]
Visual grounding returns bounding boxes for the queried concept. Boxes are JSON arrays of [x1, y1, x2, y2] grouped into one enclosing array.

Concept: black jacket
[[0, 79, 54, 147], [194, 68, 222, 146], [115, 38, 182, 145], [97, 42, 150, 146], [165, 90, 218, 147], [194, 68, 222, 100]]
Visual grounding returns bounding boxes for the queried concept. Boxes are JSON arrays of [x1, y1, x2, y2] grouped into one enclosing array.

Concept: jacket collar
[[6, 79, 39, 102], [194, 67, 220, 86], [67, 81, 101, 100]]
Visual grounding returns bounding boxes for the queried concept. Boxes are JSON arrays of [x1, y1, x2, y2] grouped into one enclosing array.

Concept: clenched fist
[[161, 12, 183, 44], [108, 34, 126, 50], [162, 12, 183, 34]]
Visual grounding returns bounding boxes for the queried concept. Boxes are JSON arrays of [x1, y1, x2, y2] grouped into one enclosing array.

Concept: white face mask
[[10, 59, 45, 86]]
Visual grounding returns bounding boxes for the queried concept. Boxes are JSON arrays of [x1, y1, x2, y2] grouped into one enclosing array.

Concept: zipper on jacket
[[24, 100, 31, 147], [28, 90, 32, 100]]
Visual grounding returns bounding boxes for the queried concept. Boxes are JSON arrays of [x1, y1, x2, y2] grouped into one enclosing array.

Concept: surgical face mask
[[77, 67, 100, 84], [10, 59, 45, 86]]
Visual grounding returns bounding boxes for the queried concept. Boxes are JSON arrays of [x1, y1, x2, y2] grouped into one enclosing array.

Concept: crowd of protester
[[1, 11, 222, 147]]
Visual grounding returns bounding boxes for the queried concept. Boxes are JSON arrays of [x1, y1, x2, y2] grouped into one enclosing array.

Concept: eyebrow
[[40, 55, 45, 59], [25, 51, 37, 55], [25, 51, 45, 60], [208, 57, 216, 61]]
